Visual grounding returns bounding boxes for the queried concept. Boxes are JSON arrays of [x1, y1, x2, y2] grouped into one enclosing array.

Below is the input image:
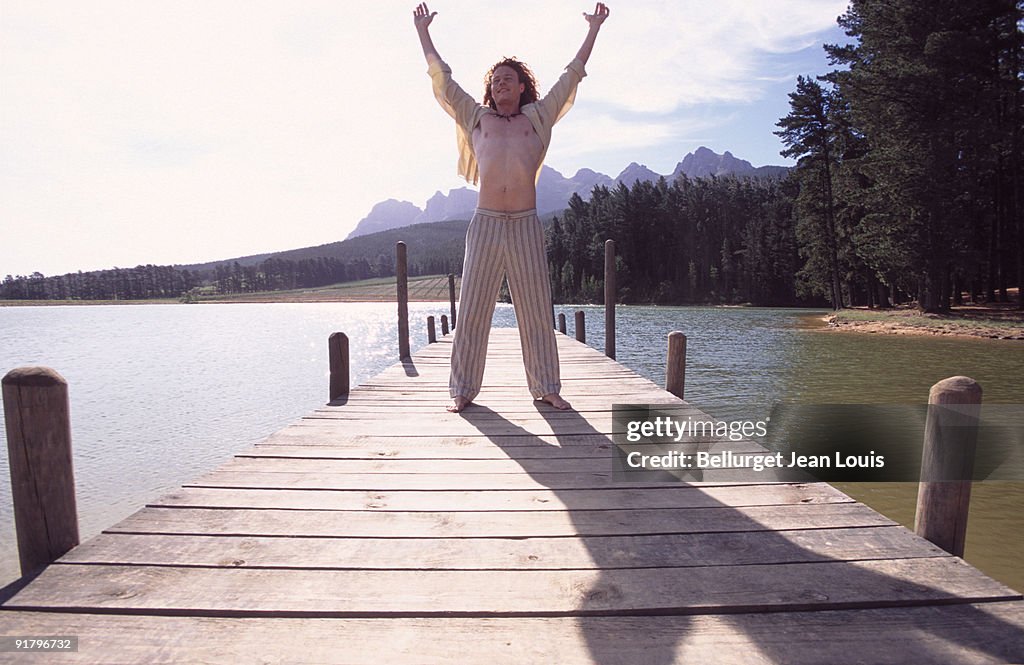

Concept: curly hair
[[483, 57, 539, 110]]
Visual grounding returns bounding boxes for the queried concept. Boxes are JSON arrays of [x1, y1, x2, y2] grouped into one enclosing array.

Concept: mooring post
[[914, 376, 982, 557], [328, 332, 350, 401], [575, 310, 586, 343], [397, 242, 410, 360], [558, 313, 567, 334], [448, 273, 457, 330], [605, 239, 616, 359], [666, 332, 687, 399], [441, 314, 449, 336], [2, 367, 79, 576], [427, 316, 437, 343]]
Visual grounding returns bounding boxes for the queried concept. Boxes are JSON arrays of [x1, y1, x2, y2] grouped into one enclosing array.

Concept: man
[[414, 2, 610, 413]]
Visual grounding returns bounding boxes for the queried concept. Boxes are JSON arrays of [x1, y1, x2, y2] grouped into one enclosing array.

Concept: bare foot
[[540, 393, 572, 410], [447, 395, 471, 413]]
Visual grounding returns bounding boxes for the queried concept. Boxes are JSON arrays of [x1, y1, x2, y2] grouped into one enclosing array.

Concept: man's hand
[[575, 3, 608, 64], [414, 3, 437, 31], [414, 2, 441, 64], [583, 2, 610, 28]]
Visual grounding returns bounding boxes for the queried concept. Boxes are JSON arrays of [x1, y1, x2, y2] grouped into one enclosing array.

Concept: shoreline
[[5, 294, 1022, 344], [821, 305, 1024, 341]]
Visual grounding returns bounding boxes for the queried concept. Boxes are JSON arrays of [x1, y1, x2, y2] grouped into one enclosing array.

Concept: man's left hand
[[584, 2, 610, 27]]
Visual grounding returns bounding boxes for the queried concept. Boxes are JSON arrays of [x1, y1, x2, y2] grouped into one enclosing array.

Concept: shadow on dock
[[459, 404, 1024, 665]]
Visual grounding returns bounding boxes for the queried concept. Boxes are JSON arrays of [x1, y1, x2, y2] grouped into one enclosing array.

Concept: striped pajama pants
[[450, 208, 561, 401]]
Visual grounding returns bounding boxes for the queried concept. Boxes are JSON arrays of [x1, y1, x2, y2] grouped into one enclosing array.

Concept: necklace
[[495, 111, 522, 122]]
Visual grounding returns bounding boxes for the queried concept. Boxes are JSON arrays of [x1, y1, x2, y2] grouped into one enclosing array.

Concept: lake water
[[1, 303, 1021, 590]]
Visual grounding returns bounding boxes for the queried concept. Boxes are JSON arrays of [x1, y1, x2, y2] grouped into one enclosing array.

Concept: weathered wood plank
[[185, 469, 787, 491], [222, 446, 769, 474], [289, 417, 617, 436], [340, 387, 672, 398], [258, 429, 729, 449], [242, 441, 766, 460], [246, 443, 619, 460], [5, 558, 1018, 615], [3, 603, 1022, 665], [305, 406, 701, 420], [113, 502, 889, 538], [323, 395, 685, 408], [150, 482, 853, 512], [314, 403, 666, 413], [60, 526, 945, 570], [222, 456, 618, 475]]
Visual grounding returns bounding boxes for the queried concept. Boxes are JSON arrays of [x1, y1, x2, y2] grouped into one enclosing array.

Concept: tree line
[[1, 265, 201, 301], [0, 253, 461, 301], [546, 176, 804, 306], [774, 0, 1021, 311]]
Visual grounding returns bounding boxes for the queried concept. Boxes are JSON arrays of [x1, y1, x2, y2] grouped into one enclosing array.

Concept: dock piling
[[448, 274, 457, 330], [328, 333, 350, 401], [441, 315, 449, 336], [914, 376, 982, 557], [558, 313, 567, 334], [666, 332, 687, 399], [2, 366, 79, 576], [397, 242, 410, 360], [575, 310, 586, 343], [427, 316, 437, 343], [605, 239, 616, 359]]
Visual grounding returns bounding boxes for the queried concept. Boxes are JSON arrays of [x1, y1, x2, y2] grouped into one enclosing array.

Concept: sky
[[1, 1, 851, 277]]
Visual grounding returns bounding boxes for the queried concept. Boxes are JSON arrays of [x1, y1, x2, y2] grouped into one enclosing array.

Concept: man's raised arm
[[414, 3, 442, 67], [574, 3, 610, 66]]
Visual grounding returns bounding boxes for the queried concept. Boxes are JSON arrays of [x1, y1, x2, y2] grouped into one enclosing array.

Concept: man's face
[[491, 65, 525, 107]]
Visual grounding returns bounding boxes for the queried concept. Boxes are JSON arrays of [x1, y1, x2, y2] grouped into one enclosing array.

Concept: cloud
[[550, 107, 737, 168], [582, 0, 847, 112]]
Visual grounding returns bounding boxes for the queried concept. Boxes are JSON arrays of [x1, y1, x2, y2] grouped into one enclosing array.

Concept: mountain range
[[346, 146, 790, 239]]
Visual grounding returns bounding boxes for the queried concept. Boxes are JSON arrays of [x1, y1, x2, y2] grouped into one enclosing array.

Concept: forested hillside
[[1, 220, 469, 300]]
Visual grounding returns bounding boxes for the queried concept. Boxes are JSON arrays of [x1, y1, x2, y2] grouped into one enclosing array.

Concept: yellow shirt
[[428, 57, 587, 185]]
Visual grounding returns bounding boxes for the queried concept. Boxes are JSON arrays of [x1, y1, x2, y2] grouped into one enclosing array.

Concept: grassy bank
[[824, 294, 1023, 341], [195, 274, 461, 303]]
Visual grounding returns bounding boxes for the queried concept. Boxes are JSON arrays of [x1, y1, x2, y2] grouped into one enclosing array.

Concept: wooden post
[[575, 310, 586, 343], [605, 239, 616, 359], [914, 376, 982, 557], [2, 367, 79, 576], [397, 242, 410, 360], [557, 313, 567, 334], [328, 332, 349, 401], [427, 316, 437, 343], [441, 314, 449, 336], [448, 273, 457, 330], [666, 332, 687, 399]]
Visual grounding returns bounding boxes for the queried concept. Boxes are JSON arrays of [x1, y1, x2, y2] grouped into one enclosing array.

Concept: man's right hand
[[414, 3, 437, 31]]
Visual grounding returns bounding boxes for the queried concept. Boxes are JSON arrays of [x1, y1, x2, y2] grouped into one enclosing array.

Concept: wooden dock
[[2, 328, 1023, 663]]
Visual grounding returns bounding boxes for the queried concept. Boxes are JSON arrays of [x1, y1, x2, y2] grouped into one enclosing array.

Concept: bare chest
[[472, 114, 543, 165]]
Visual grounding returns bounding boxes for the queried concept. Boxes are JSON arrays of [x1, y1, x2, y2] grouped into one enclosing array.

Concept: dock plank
[[113, 502, 891, 538], [3, 604, 1023, 665], [60, 526, 946, 570], [5, 558, 1018, 616], [150, 481, 852, 512]]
